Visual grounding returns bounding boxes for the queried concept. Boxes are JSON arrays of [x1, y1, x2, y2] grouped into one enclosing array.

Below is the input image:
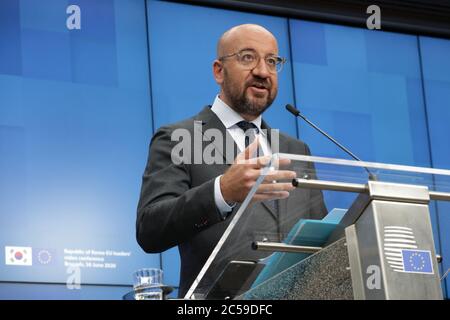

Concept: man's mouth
[[250, 83, 268, 90], [248, 83, 269, 94]]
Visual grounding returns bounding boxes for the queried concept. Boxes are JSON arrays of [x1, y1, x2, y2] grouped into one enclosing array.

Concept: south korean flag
[[5, 246, 32, 266]]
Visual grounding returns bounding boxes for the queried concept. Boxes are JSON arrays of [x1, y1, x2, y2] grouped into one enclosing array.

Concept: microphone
[[285, 104, 377, 181]]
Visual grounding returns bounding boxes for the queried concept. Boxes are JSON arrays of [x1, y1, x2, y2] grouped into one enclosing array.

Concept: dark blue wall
[[0, 0, 449, 299]]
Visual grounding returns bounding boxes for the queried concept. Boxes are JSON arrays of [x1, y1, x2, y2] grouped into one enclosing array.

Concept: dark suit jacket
[[136, 106, 327, 297]]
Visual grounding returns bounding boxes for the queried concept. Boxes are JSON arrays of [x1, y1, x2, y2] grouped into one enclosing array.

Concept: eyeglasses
[[218, 49, 286, 73]]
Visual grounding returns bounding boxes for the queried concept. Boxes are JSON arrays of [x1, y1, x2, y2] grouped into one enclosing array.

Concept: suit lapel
[[195, 106, 237, 166], [261, 119, 290, 155]]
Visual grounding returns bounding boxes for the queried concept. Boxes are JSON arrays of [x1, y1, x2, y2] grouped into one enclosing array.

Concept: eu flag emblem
[[401, 249, 434, 274]]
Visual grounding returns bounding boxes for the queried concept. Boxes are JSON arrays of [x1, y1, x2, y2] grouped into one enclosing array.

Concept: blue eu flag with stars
[[402, 249, 433, 274]]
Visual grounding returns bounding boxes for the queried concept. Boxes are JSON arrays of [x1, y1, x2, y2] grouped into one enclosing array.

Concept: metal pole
[[292, 178, 450, 202], [252, 241, 322, 254]]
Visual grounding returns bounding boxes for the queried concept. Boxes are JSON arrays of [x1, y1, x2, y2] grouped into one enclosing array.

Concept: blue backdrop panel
[[289, 20, 447, 297], [290, 20, 429, 165], [147, 0, 296, 288], [0, 0, 22, 76], [0, 0, 157, 287], [0, 282, 131, 300], [420, 35, 450, 295]]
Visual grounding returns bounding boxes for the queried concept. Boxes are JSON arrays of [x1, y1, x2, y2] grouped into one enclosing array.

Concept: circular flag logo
[[37, 250, 52, 265]]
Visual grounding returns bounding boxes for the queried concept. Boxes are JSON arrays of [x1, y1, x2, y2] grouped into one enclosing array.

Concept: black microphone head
[[285, 104, 300, 117]]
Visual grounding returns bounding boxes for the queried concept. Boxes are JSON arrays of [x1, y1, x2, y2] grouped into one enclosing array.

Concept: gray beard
[[228, 93, 272, 117], [223, 84, 274, 117]]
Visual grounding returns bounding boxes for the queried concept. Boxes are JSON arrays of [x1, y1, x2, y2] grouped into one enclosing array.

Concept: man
[[136, 24, 327, 298]]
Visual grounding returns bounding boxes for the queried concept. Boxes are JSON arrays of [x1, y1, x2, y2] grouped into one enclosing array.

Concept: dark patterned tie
[[235, 120, 259, 149]]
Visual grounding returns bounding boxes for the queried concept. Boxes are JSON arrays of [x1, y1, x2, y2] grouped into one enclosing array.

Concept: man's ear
[[213, 60, 224, 85]]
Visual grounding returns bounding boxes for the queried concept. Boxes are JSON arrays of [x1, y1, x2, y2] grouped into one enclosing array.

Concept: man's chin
[[246, 97, 271, 111], [244, 102, 271, 117]]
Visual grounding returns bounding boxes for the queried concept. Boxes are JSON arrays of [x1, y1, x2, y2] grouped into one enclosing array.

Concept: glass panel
[[185, 154, 450, 299]]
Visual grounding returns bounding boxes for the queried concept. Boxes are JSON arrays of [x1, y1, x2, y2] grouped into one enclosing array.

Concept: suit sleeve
[[136, 126, 223, 253]]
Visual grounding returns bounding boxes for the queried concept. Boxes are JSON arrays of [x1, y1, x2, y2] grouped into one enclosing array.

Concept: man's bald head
[[217, 24, 278, 58], [213, 24, 281, 121]]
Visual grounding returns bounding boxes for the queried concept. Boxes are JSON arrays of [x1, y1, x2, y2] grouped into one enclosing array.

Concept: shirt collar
[[211, 95, 263, 132]]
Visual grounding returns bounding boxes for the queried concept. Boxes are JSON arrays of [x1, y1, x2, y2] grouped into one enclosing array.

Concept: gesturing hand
[[220, 138, 296, 203]]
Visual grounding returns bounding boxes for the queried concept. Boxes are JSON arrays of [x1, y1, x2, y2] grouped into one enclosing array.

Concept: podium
[[185, 154, 450, 300]]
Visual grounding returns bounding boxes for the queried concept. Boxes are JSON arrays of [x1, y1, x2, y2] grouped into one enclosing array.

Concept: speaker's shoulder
[[155, 106, 211, 135], [278, 131, 309, 153]]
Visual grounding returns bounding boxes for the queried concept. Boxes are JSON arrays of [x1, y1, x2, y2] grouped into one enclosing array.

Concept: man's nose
[[251, 58, 271, 78]]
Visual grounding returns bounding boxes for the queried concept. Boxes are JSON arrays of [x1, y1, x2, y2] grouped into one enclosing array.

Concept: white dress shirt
[[210, 95, 272, 217]]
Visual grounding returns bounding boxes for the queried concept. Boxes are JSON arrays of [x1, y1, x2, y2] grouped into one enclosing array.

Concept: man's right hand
[[220, 138, 297, 203]]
